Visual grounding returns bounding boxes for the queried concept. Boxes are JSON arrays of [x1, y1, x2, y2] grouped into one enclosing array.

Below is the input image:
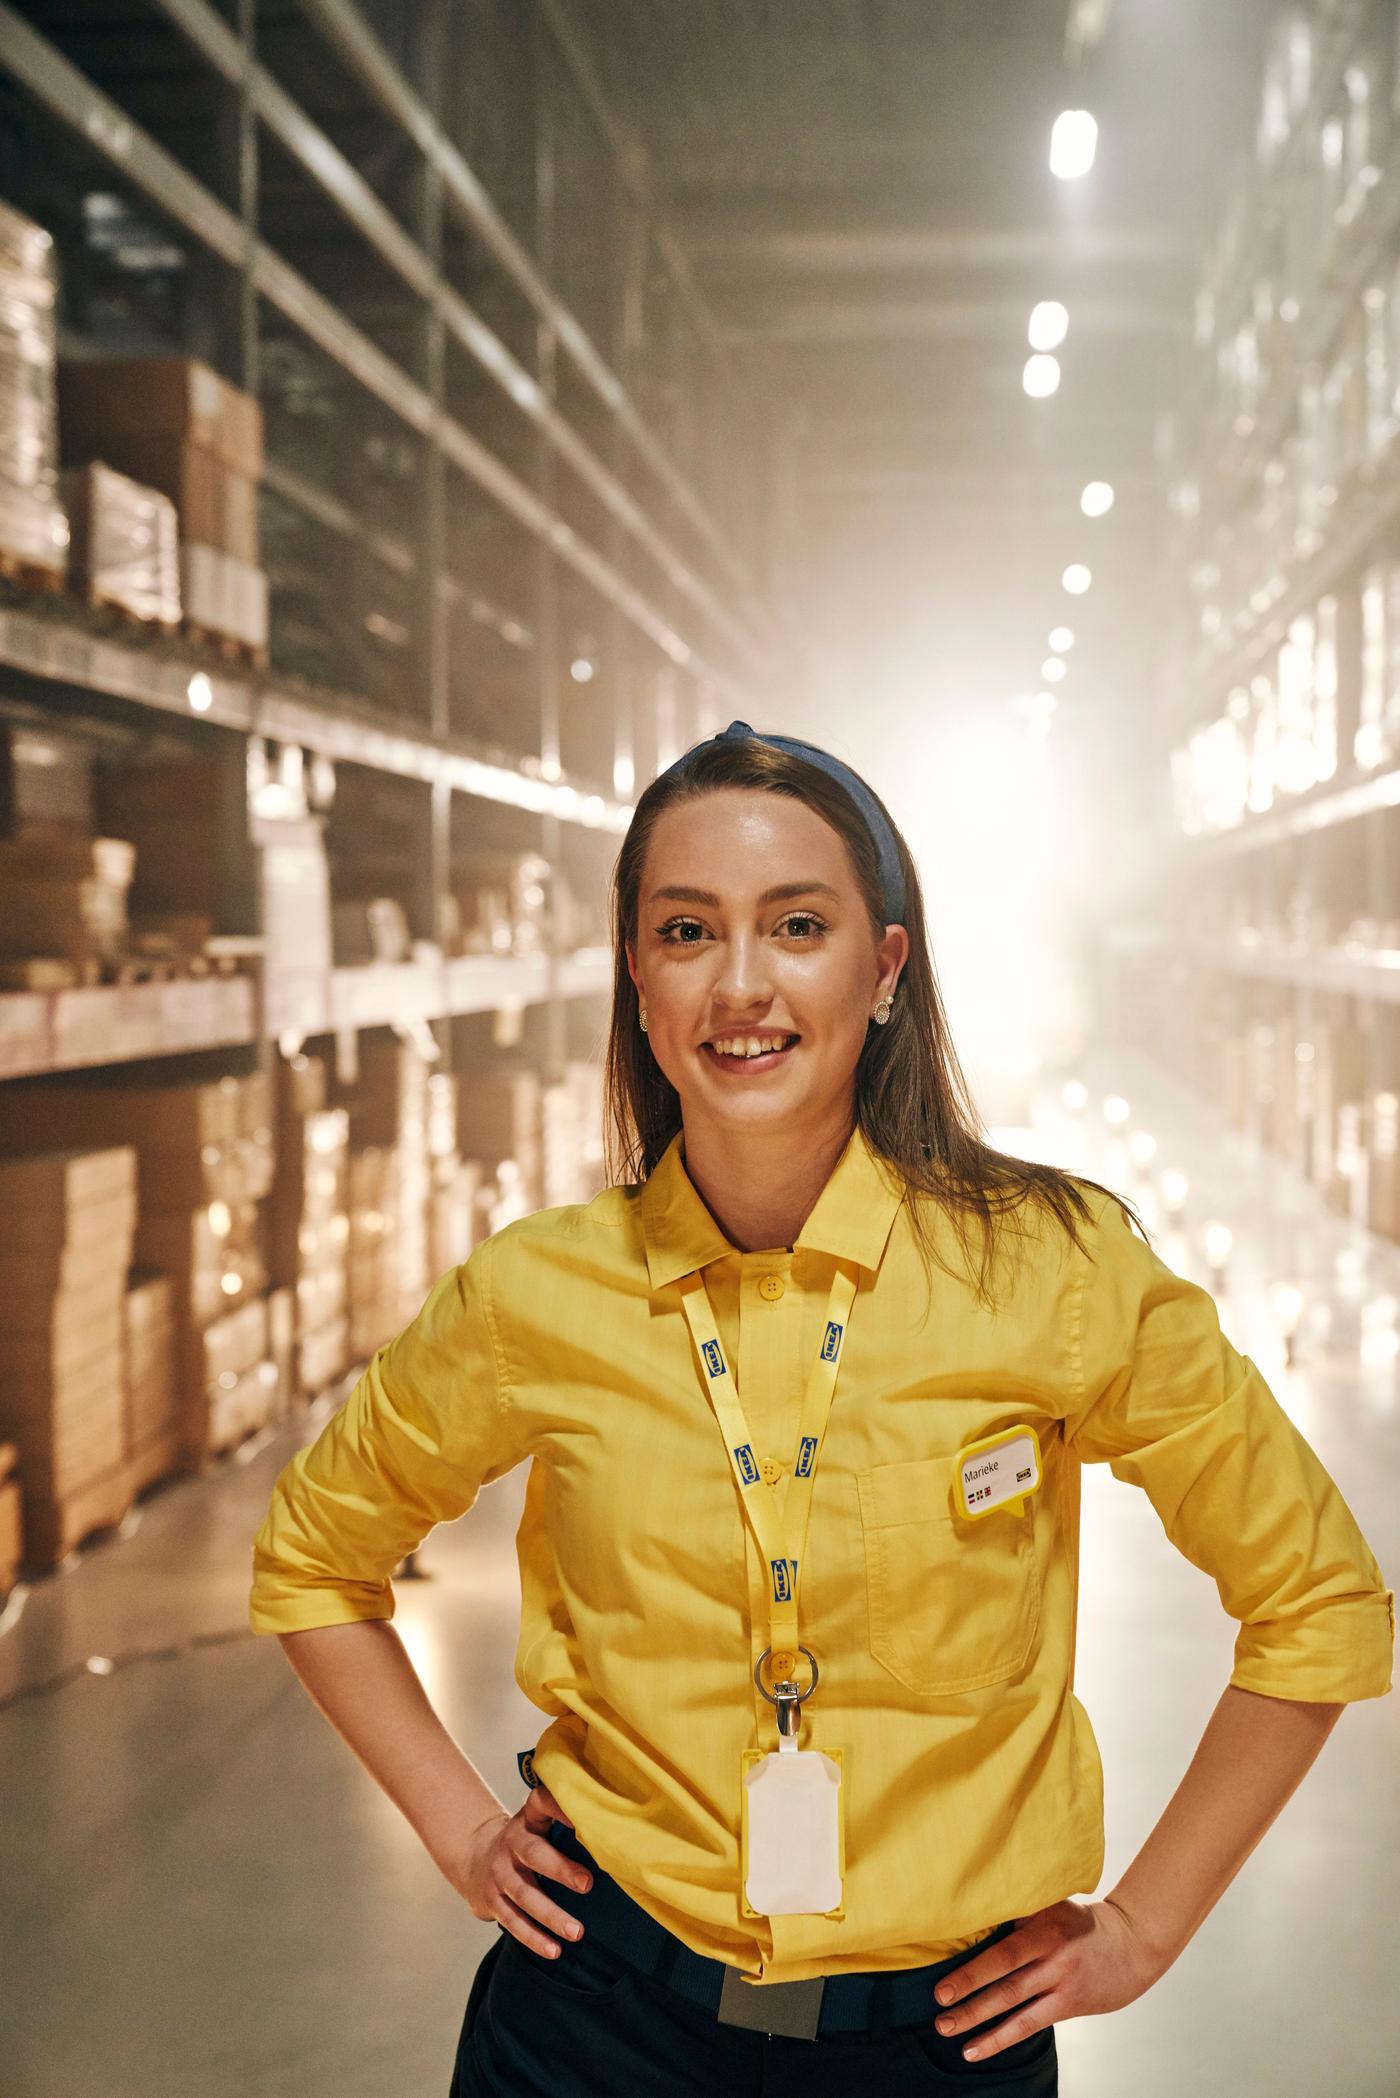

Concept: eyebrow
[[647, 882, 843, 907]]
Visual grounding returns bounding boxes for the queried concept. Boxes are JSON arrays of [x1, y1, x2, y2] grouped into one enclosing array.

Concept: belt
[[542, 1820, 1016, 2043]]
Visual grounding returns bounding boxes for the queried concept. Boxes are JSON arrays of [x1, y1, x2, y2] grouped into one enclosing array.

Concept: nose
[[711, 929, 775, 1012]]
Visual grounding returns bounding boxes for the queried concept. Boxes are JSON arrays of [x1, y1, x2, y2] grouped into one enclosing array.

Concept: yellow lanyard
[[676, 1259, 858, 1729]]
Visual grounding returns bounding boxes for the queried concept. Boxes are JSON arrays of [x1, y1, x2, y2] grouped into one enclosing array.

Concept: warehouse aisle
[[1, 1046, 1395, 2098]]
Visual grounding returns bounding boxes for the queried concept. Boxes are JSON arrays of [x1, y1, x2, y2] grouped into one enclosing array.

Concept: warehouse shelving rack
[[0, 0, 776, 1086], [1142, 0, 1400, 1214]]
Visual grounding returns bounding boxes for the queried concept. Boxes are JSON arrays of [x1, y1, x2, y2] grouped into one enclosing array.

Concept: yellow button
[[760, 1456, 784, 1485], [758, 1274, 786, 1301]]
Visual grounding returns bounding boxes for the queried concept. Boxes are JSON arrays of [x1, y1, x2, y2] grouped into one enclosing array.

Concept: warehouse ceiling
[[573, 0, 1286, 753]]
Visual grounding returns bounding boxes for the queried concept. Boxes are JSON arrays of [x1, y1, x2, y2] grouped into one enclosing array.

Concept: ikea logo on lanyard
[[770, 1557, 798, 1604], [820, 1320, 843, 1363], [794, 1435, 818, 1478], [701, 1338, 726, 1379], [734, 1443, 760, 1485]]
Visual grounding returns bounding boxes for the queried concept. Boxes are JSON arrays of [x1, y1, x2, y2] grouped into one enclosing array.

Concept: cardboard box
[[0, 1145, 135, 1215], [204, 1358, 277, 1453], [126, 1271, 174, 1350], [0, 1078, 240, 1153], [0, 1232, 128, 1297], [298, 1317, 347, 1394], [12, 1387, 125, 1500], [0, 1340, 121, 1423], [58, 356, 263, 478], [180, 542, 268, 646], [0, 827, 135, 887], [201, 1297, 269, 1389]]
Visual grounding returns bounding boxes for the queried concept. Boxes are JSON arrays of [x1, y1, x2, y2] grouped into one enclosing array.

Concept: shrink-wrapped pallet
[[0, 200, 67, 579]]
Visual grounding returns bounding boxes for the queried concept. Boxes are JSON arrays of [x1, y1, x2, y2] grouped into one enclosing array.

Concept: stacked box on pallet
[[429, 1157, 484, 1275], [1367, 1089, 1400, 1243], [458, 1068, 542, 1212], [0, 1074, 274, 1465], [421, 1070, 483, 1274], [339, 1036, 432, 1328], [0, 828, 134, 976], [92, 756, 228, 935], [60, 462, 180, 625], [0, 201, 67, 582], [269, 1053, 349, 1400], [347, 1146, 401, 1360], [565, 1060, 606, 1200], [0, 1148, 135, 1566], [56, 354, 266, 652], [125, 1270, 179, 1490], [1312, 1021, 1369, 1204]]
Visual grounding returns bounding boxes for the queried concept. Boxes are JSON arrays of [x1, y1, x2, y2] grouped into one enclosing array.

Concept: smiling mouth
[[701, 1035, 800, 1069]]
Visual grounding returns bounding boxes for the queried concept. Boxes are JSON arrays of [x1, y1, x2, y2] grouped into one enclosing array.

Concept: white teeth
[[709, 1035, 793, 1058]]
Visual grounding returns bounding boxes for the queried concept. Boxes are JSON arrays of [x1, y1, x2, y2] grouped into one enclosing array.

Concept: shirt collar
[[638, 1120, 907, 1290]]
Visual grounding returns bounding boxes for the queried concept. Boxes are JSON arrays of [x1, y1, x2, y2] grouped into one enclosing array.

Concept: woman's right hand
[[446, 1780, 594, 1957]]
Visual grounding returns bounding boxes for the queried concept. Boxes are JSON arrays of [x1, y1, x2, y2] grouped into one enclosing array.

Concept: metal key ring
[[754, 1646, 819, 1704]]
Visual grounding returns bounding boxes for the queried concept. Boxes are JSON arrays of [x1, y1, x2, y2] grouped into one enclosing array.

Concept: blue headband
[[659, 718, 906, 926]]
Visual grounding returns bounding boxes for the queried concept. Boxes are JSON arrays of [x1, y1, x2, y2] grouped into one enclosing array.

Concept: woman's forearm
[[277, 1619, 506, 1865], [1104, 1681, 1345, 1964]]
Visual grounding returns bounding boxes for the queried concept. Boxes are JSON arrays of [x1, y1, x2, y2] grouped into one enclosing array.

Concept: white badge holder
[[740, 1655, 845, 1918]]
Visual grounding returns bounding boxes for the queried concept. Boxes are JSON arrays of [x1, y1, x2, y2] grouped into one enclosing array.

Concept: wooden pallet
[[126, 1427, 184, 1500], [98, 954, 179, 986], [82, 590, 180, 641], [15, 1425, 189, 1580], [181, 619, 269, 671], [20, 1457, 137, 1574], [0, 550, 64, 595]]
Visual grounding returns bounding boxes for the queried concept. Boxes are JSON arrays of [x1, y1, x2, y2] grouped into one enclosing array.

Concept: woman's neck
[[680, 1107, 854, 1254]]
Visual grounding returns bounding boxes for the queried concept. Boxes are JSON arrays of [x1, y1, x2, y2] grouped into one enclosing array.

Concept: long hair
[[601, 734, 1149, 1310]]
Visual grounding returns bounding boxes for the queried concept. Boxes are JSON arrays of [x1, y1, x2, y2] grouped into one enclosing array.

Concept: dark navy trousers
[[448, 1850, 1059, 2096]]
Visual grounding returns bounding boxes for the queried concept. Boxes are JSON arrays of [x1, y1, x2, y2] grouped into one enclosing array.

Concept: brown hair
[[602, 733, 1150, 1310]]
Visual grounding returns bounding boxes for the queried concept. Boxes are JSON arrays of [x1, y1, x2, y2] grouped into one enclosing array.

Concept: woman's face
[[625, 788, 908, 1142]]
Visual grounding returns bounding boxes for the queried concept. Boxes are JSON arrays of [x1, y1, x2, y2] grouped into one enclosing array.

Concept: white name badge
[[740, 1746, 845, 1917], [956, 1425, 1043, 1520]]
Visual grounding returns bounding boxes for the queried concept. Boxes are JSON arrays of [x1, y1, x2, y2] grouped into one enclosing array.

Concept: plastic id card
[[740, 1745, 845, 1919], [956, 1423, 1043, 1521]]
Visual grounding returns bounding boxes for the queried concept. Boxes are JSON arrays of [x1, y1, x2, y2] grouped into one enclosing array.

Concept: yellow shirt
[[248, 1123, 1394, 1983]]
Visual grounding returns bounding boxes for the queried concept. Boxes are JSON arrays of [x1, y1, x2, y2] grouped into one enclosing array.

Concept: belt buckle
[[717, 1966, 825, 2040]]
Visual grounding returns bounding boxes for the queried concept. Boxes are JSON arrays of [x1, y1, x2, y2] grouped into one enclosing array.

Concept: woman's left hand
[[928, 1896, 1171, 2062]]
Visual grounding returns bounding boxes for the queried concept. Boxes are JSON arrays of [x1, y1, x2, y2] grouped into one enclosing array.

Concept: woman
[[250, 720, 1394, 2097]]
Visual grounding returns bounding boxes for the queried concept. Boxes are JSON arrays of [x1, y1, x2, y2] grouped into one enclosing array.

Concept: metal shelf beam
[[0, 604, 631, 828], [0, 1, 743, 700], [0, 950, 612, 1081], [294, 0, 754, 605], [144, 0, 756, 661]]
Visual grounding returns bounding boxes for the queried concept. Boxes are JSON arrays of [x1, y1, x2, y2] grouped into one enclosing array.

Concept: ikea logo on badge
[[820, 1320, 843, 1362], [770, 1557, 797, 1603], [734, 1443, 759, 1485], [701, 1338, 726, 1379], [795, 1435, 818, 1477]]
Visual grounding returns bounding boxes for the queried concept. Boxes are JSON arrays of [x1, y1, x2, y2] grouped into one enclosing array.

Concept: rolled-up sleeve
[[1067, 1193, 1394, 1703], [248, 1236, 525, 1635]]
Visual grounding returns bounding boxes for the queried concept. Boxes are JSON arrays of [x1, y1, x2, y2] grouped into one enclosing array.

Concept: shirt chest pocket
[[855, 1452, 1041, 1697]]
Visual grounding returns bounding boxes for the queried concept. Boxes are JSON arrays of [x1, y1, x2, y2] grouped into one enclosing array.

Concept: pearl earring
[[873, 995, 893, 1025], [639, 1008, 648, 1033]]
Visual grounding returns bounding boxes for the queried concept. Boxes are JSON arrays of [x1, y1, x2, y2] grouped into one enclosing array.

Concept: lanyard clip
[[755, 1645, 819, 1744]]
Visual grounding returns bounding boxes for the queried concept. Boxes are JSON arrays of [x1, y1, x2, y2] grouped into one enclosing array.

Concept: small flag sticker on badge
[[956, 1428, 1042, 1521]]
